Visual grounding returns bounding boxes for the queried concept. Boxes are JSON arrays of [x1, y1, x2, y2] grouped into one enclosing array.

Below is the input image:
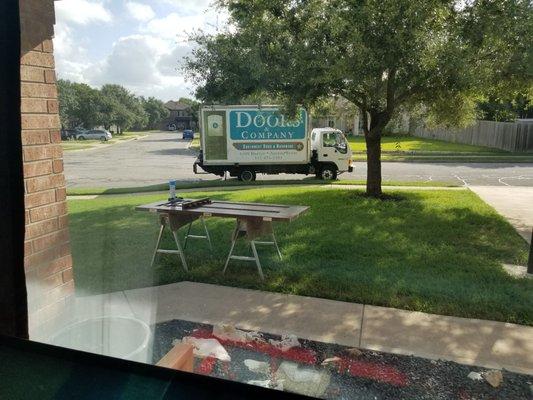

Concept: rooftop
[[165, 101, 191, 111]]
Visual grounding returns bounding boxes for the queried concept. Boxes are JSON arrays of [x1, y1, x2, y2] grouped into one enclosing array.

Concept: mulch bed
[[152, 319, 532, 399]]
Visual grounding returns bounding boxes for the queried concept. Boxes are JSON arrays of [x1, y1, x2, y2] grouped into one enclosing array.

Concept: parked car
[[182, 129, 194, 140], [167, 123, 177, 131], [61, 129, 76, 141], [61, 128, 87, 140], [76, 129, 112, 141]]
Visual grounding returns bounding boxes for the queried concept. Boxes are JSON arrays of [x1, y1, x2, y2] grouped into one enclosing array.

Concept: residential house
[[163, 101, 196, 131]]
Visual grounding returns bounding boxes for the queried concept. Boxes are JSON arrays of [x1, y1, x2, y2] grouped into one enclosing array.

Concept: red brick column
[[20, 0, 74, 335]]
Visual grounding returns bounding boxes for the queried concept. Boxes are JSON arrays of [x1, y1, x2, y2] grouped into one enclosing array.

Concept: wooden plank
[[156, 343, 194, 372], [214, 200, 293, 208], [136, 199, 309, 222], [195, 202, 289, 212]]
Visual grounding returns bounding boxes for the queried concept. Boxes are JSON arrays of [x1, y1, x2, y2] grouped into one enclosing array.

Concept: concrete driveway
[[64, 130, 533, 188], [469, 186, 533, 243]]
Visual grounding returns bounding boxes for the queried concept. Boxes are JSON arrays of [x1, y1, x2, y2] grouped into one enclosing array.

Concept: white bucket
[[49, 316, 152, 363]]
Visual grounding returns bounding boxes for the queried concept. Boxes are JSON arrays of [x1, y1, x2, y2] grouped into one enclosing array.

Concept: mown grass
[[348, 135, 505, 153], [61, 130, 155, 151], [68, 187, 532, 325], [66, 178, 457, 196], [348, 135, 533, 162], [189, 137, 201, 151]]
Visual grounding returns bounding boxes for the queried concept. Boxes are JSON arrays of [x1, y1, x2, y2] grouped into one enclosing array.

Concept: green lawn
[[348, 135, 504, 154], [61, 130, 154, 151], [66, 178, 457, 196], [68, 187, 532, 325], [189, 136, 201, 151], [348, 135, 533, 162]]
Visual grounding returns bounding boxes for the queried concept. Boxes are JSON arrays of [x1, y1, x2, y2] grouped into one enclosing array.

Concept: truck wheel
[[320, 166, 337, 180], [238, 169, 256, 182]]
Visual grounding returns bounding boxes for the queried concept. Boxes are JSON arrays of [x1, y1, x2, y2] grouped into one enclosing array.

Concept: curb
[[67, 184, 466, 200], [63, 134, 149, 153]]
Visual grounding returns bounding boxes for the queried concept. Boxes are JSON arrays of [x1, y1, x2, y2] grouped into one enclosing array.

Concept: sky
[[53, 0, 228, 101]]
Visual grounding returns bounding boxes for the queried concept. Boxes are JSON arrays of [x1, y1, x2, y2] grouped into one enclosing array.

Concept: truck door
[[318, 131, 339, 163], [203, 111, 228, 161], [318, 131, 351, 172]]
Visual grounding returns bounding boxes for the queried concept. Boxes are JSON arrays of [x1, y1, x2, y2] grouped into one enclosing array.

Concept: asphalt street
[[64, 130, 533, 188]]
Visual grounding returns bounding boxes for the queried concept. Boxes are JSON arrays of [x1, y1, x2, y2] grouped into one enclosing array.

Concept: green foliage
[[187, 0, 531, 131], [57, 80, 170, 132], [177, 97, 200, 123], [478, 93, 533, 122], [141, 97, 170, 129], [100, 84, 147, 133], [185, 0, 531, 194], [57, 80, 105, 129]]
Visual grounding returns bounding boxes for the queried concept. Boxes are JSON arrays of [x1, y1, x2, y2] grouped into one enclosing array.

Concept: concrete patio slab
[[469, 186, 533, 243], [36, 281, 533, 376], [124, 282, 363, 347], [361, 305, 533, 375]]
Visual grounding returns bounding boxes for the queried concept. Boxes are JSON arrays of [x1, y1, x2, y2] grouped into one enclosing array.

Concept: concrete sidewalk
[[63, 282, 533, 375], [470, 186, 533, 243]]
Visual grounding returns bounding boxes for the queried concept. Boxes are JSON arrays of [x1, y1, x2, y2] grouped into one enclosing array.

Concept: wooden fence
[[413, 120, 533, 152]]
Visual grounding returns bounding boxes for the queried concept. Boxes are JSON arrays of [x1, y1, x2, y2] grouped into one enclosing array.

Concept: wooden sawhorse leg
[[253, 230, 282, 261], [183, 216, 212, 250], [223, 218, 281, 280], [150, 214, 189, 272]]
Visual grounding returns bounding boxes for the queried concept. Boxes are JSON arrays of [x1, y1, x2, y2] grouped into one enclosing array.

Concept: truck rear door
[[203, 110, 228, 161]]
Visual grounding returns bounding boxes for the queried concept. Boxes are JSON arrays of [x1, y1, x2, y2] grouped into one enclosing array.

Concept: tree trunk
[[365, 132, 382, 197]]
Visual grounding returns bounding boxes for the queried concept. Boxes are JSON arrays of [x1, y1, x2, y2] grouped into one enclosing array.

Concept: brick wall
[[20, 0, 74, 335]]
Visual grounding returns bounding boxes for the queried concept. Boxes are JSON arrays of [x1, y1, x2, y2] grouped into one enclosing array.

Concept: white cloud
[[55, 0, 112, 25], [52, 0, 216, 100], [126, 2, 155, 22], [143, 13, 205, 41], [157, 44, 194, 76], [86, 35, 163, 86], [83, 35, 194, 100], [54, 24, 90, 83], [158, 0, 213, 15]]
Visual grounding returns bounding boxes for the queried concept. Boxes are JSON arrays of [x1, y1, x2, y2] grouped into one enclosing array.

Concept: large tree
[[100, 84, 147, 134], [57, 79, 105, 129], [185, 0, 532, 196], [140, 96, 170, 129]]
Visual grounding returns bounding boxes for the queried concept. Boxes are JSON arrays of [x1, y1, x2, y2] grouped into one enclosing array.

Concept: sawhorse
[[150, 213, 212, 271], [223, 217, 282, 280]]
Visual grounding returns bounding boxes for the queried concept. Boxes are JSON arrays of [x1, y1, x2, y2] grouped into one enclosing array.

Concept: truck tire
[[319, 165, 337, 180], [238, 169, 256, 182]]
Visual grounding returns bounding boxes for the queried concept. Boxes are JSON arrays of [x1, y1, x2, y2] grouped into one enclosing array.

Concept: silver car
[[76, 129, 113, 141]]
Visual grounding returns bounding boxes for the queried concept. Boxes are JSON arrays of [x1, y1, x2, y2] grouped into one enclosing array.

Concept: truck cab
[[310, 128, 353, 179]]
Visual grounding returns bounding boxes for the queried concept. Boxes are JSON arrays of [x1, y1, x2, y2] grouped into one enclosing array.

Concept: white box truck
[[193, 105, 353, 181]]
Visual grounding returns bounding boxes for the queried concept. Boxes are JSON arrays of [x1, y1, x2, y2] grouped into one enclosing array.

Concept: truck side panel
[[201, 106, 309, 166]]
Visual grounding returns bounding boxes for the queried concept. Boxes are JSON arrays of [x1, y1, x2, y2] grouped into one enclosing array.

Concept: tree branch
[[386, 68, 397, 114]]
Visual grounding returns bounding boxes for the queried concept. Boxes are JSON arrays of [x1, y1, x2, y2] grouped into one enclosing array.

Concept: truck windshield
[[323, 131, 348, 154]]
